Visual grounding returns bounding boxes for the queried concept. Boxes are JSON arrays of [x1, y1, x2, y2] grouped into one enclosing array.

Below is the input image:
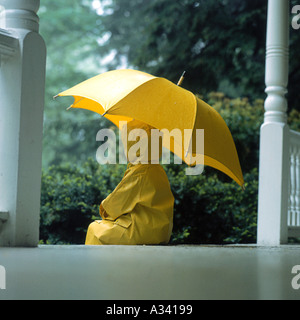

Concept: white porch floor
[[0, 244, 300, 300]]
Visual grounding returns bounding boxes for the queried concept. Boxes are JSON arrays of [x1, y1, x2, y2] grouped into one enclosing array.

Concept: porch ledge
[[0, 244, 299, 300]]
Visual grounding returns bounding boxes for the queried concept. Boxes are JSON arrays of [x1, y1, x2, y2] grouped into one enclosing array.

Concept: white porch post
[[257, 0, 290, 245], [0, 0, 46, 246]]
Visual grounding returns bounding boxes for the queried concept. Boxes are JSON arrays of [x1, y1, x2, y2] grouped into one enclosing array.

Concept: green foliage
[[166, 166, 258, 244], [288, 109, 300, 131], [99, 0, 268, 100], [99, 0, 300, 111], [40, 159, 126, 244], [205, 93, 264, 174], [42, 116, 113, 167]]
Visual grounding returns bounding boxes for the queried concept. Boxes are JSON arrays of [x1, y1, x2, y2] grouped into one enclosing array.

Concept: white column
[[0, 0, 46, 246], [257, 0, 290, 245]]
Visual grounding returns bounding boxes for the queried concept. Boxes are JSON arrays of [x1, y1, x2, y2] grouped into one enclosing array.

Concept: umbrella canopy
[[56, 69, 244, 187]]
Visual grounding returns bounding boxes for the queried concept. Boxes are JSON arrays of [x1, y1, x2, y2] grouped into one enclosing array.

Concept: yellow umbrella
[[55, 69, 244, 187]]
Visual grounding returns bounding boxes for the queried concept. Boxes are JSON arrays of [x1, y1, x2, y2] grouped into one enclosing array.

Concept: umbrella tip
[[53, 94, 59, 100], [66, 105, 73, 111], [177, 71, 186, 86], [241, 184, 245, 191]]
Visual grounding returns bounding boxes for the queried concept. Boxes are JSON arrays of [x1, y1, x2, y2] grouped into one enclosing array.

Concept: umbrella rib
[[72, 97, 85, 107], [64, 95, 107, 115], [184, 95, 198, 157]]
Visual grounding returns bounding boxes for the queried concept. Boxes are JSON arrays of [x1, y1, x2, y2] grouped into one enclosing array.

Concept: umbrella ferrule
[[177, 71, 186, 86]]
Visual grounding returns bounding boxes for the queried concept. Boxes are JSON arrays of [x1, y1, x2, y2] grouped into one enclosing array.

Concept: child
[[85, 119, 174, 245]]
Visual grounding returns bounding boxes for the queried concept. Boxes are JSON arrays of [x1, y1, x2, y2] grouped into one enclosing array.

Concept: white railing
[[288, 130, 300, 237], [257, 0, 290, 245]]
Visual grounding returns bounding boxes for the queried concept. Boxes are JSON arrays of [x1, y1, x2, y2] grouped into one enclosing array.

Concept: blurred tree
[[39, 0, 107, 168], [289, 0, 300, 112], [98, 0, 300, 110], [98, 0, 267, 99]]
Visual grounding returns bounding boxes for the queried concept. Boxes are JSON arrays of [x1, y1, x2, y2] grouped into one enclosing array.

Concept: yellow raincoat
[[85, 120, 174, 245]]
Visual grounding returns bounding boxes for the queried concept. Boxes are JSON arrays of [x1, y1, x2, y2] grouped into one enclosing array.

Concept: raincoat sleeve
[[101, 174, 142, 221]]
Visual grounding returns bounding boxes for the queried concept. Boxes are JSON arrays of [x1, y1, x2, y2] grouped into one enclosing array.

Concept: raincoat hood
[[120, 119, 162, 165]]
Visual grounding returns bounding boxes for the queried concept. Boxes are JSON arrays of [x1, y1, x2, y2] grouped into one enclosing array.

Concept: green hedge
[[40, 161, 258, 245], [40, 160, 126, 244], [166, 165, 258, 244], [40, 93, 265, 244]]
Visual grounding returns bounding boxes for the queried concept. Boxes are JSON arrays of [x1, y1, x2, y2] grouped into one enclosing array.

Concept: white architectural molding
[[0, 28, 18, 58], [0, 0, 40, 32], [264, 0, 289, 124], [257, 0, 290, 245], [0, 0, 46, 246]]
